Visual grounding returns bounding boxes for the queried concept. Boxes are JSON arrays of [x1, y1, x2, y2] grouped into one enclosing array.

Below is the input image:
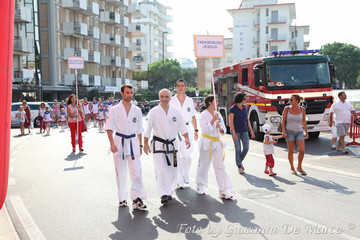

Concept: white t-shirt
[[263, 134, 274, 155], [330, 101, 354, 124]]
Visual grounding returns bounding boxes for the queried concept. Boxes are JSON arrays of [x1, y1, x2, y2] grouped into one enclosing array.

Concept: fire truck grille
[[272, 97, 332, 115]]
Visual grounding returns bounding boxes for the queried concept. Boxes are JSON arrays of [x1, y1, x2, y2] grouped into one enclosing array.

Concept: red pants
[[265, 154, 275, 168], [68, 121, 83, 148], [39, 118, 46, 131]]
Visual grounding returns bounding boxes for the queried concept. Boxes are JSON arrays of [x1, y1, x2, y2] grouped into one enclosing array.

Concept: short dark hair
[[176, 78, 187, 86], [234, 92, 246, 103], [338, 91, 345, 98], [121, 84, 133, 93]]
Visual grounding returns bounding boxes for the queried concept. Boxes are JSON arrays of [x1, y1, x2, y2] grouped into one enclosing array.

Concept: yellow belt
[[201, 133, 225, 161]]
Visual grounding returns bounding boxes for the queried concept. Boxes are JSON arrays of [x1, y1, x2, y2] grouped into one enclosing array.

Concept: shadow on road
[[242, 173, 285, 192], [110, 209, 158, 240], [64, 152, 87, 161], [297, 175, 356, 195]]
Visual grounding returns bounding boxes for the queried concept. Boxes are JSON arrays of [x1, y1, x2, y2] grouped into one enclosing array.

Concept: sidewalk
[[0, 204, 19, 240]]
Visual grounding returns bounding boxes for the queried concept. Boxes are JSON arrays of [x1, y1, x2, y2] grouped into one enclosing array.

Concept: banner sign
[[68, 56, 84, 69], [193, 35, 225, 58]]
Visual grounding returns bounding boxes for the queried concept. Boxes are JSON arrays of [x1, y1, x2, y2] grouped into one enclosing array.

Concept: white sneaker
[[219, 192, 233, 200], [332, 144, 336, 149], [196, 185, 205, 195], [132, 198, 147, 210]]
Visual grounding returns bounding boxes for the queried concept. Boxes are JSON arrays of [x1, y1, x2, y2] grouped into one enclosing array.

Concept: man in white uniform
[[169, 79, 198, 189], [329, 91, 358, 153], [105, 84, 147, 210], [144, 89, 190, 204]]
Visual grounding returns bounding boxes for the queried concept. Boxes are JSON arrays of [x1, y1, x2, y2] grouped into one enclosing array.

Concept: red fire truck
[[213, 50, 335, 140]]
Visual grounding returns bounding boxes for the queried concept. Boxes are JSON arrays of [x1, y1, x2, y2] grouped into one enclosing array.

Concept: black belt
[[152, 136, 177, 167], [115, 132, 135, 160]]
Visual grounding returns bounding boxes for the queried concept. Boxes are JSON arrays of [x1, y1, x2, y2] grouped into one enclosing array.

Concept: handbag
[[81, 118, 87, 132]]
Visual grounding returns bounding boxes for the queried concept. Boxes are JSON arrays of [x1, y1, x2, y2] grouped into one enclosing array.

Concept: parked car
[[11, 102, 52, 127]]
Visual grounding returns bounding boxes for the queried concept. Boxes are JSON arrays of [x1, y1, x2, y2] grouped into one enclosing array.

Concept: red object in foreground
[[0, 0, 15, 210], [346, 113, 360, 146]]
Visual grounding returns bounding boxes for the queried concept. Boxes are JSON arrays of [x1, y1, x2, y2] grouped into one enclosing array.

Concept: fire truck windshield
[[265, 62, 331, 89]]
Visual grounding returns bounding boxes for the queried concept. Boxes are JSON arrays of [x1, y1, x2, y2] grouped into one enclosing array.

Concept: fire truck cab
[[213, 50, 335, 140]]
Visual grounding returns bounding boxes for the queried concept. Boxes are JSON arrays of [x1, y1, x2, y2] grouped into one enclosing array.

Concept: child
[[262, 124, 282, 176], [59, 108, 67, 132], [104, 104, 109, 120], [15, 105, 28, 135], [330, 119, 337, 149], [97, 104, 105, 133], [43, 106, 53, 136]]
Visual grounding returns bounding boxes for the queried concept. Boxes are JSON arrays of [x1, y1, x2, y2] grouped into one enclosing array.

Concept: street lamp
[[162, 31, 168, 87]]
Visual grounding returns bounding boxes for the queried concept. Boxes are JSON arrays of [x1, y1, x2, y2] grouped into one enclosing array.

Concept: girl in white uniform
[[104, 105, 109, 120], [83, 97, 91, 127], [97, 105, 105, 132], [59, 108, 67, 132], [91, 98, 99, 127], [195, 95, 233, 199], [15, 105, 27, 135], [43, 106, 53, 136]]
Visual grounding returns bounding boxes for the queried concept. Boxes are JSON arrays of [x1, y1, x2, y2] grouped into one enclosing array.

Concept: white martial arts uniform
[[170, 94, 196, 185], [105, 101, 147, 202], [196, 110, 233, 194], [144, 105, 188, 197]]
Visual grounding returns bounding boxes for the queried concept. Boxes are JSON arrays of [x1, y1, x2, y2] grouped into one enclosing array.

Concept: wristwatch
[[139, 145, 143, 148], [194, 129, 199, 132]]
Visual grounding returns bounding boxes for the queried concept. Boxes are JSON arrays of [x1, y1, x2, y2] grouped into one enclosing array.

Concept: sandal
[[264, 170, 269, 174], [269, 172, 277, 176], [291, 169, 297, 175], [297, 168, 307, 175], [342, 150, 349, 154]]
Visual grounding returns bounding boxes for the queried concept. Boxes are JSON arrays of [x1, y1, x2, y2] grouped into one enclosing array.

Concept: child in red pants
[[262, 124, 282, 176]]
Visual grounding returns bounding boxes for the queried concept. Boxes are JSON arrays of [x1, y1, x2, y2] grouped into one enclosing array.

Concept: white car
[[11, 102, 52, 127]]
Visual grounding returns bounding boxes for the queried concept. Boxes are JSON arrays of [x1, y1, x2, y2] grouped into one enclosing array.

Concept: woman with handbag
[[67, 94, 84, 152]]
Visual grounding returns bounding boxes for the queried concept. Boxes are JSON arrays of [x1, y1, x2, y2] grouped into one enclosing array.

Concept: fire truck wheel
[[308, 131, 320, 139], [250, 113, 264, 141]]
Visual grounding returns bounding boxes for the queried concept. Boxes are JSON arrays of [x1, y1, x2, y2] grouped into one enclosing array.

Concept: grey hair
[[159, 88, 172, 98]]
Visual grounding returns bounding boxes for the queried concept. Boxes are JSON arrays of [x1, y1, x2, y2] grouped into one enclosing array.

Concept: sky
[[164, 0, 360, 63]]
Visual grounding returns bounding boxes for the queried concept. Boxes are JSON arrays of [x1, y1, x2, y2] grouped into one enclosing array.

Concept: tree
[[320, 42, 360, 88], [71, 80, 88, 99], [182, 68, 198, 87], [147, 59, 183, 91], [87, 88, 100, 100], [133, 71, 148, 81]]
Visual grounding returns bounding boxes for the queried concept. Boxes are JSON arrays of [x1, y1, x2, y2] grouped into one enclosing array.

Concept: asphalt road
[[5, 120, 360, 240]]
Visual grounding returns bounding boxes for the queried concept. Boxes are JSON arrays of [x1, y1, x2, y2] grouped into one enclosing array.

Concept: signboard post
[[193, 35, 225, 109], [68, 56, 84, 153]]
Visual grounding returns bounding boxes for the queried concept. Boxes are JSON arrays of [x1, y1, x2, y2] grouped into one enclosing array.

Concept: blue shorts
[[285, 130, 304, 142]]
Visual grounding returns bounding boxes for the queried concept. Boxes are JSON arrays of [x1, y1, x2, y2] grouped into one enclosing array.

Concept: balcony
[[158, 12, 173, 22], [87, 26, 100, 39], [122, 58, 130, 68], [102, 77, 121, 87], [267, 16, 287, 24], [63, 22, 88, 37], [128, 4, 146, 18], [128, 23, 147, 36], [89, 75, 101, 86], [103, 0, 128, 8], [14, 5, 32, 23], [129, 42, 146, 53], [165, 39, 173, 46], [84, 2, 99, 16], [119, 16, 129, 28], [101, 33, 121, 47], [130, 62, 148, 72], [13, 36, 33, 54], [132, 55, 144, 62], [266, 35, 287, 42], [64, 48, 88, 61], [121, 37, 129, 48], [101, 56, 121, 67], [62, 0, 87, 11], [64, 74, 89, 86], [100, 12, 120, 25], [88, 51, 100, 63]]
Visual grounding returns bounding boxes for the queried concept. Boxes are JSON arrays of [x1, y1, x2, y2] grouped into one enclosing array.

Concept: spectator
[[67, 94, 84, 152], [53, 99, 60, 128], [329, 91, 358, 154], [282, 94, 308, 175], [38, 102, 46, 133], [229, 92, 255, 174], [22, 100, 31, 134]]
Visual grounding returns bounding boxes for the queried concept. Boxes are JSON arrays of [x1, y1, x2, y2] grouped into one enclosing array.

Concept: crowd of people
[[14, 81, 357, 210]]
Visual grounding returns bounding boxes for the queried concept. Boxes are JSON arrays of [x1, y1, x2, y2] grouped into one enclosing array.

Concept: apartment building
[[12, 0, 37, 101], [228, 0, 309, 62], [129, 0, 173, 71]]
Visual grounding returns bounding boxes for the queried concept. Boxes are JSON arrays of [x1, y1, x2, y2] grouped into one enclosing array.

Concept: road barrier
[[346, 112, 360, 146]]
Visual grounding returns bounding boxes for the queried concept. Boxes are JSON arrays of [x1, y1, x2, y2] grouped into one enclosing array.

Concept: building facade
[[228, 0, 309, 63]]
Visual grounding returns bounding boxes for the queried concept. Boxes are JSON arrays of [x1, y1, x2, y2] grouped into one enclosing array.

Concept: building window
[[292, 32, 294, 39], [266, 8, 269, 16], [266, 26, 269, 34], [265, 44, 268, 52], [295, 30, 298, 37]]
